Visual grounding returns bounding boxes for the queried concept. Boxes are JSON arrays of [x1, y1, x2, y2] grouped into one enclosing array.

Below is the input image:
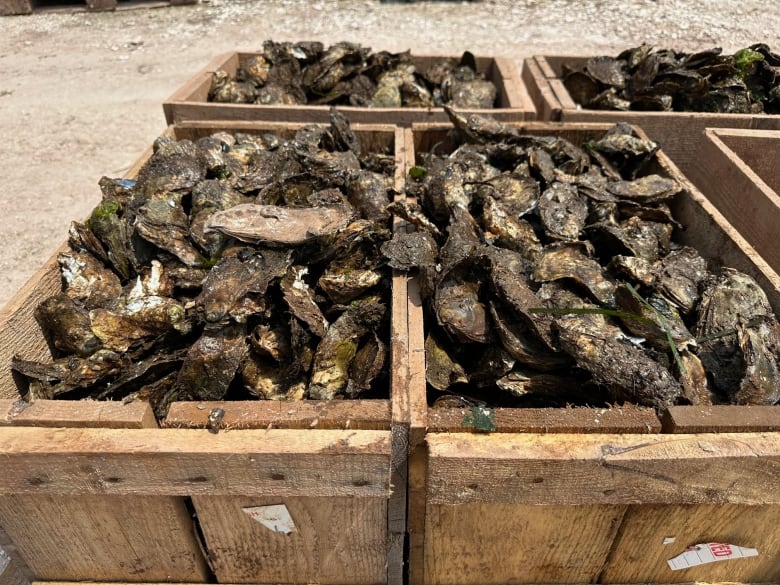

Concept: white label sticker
[[662, 536, 676, 545], [668, 542, 758, 570], [0, 547, 10, 575], [242, 504, 296, 534]]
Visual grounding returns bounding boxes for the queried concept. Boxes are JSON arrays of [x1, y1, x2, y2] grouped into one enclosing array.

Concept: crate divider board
[[0, 120, 406, 585], [685, 128, 780, 276], [163, 51, 536, 126], [521, 55, 780, 180], [403, 121, 780, 585]]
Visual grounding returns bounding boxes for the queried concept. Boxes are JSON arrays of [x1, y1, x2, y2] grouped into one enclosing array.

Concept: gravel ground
[[0, 0, 778, 309]]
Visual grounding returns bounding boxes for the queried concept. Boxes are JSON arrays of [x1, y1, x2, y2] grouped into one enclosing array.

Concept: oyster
[[205, 203, 354, 246], [308, 296, 387, 399], [14, 113, 395, 415], [209, 43, 497, 110], [695, 268, 780, 402], [563, 44, 780, 114]]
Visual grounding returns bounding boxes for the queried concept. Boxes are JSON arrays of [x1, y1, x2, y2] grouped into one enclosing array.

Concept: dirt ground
[[0, 0, 777, 309]]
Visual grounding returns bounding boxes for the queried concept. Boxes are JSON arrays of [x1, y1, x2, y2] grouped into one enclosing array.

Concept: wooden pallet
[[0, 121, 408, 585], [0, 0, 195, 16], [521, 55, 780, 182], [402, 122, 780, 585], [163, 52, 535, 126]]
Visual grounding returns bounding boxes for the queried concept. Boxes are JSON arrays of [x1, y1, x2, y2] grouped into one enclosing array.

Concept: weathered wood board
[[687, 128, 780, 276], [163, 52, 535, 125]]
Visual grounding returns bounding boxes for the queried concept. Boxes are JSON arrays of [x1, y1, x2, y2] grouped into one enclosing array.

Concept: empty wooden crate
[[402, 121, 780, 585]]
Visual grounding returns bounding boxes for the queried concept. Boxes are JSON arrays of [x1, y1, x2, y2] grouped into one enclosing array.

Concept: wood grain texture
[[407, 446, 428, 585], [27, 582, 773, 585], [0, 524, 31, 585], [427, 406, 661, 434], [662, 406, 780, 433], [0, 402, 210, 583], [686, 128, 780, 275], [0, 255, 60, 400], [0, 427, 391, 497], [0, 495, 208, 582], [716, 129, 780, 192], [600, 504, 780, 583], [10, 399, 155, 428], [426, 432, 780, 506], [521, 57, 561, 121], [192, 496, 387, 584], [164, 400, 390, 429], [162, 52, 535, 125], [424, 504, 626, 585]]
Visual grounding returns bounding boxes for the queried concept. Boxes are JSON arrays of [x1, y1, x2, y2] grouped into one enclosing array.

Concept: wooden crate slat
[[0, 399, 210, 583], [427, 405, 661, 434], [426, 432, 780, 506], [424, 504, 626, 585], [600, 504, 780, 584], [9, 399, 156, 429], [0, 495, 208, 582], [191, 495, 387, 584], [0, 427, 391, 497], [686, 128, 780, 276], [163, 52, 535, 125], [164, 400, 391, 430], [662, 406, 780, 433]]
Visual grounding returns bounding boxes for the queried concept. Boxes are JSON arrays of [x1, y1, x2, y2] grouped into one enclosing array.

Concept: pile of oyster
[[209, 40, 497, 109], [383, 109, 780, 409], [563, 43, 780, 114], [13, 111, 394, 417]]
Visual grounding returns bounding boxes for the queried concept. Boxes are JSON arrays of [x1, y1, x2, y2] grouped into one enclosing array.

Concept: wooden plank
[[0, 400, 210, 583], [424, 503, 626, 585], [164, 400, 390, 430], [10, 399, 156, 429], [27, 582, 773, 585], [0, 524, 32, 585], [662, 406, 780, 433], [0, 495, 208, 582], [600, 504, 780, 583], [163, 52, 535, 125], [0, 0, 31, 15], [521, 57, 561, 121], [192, 496, 386, 584], [715, 128, 780, 193], [686, 128, 780, 275], [407, 446, 428, 585], [427, 405, 661, 434], [426, 432, 780, 506], [0, 427, 391, 497], [0, 254, 61, 401]]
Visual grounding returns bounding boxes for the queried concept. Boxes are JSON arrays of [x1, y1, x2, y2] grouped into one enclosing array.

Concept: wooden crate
[[403, 122, 780, 585], [0, 0, 195, 16], [163, 52, 535, 126], [684, 128, 780, 277], [0, 121, 408, 585], [521, 55, 780, 181]]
